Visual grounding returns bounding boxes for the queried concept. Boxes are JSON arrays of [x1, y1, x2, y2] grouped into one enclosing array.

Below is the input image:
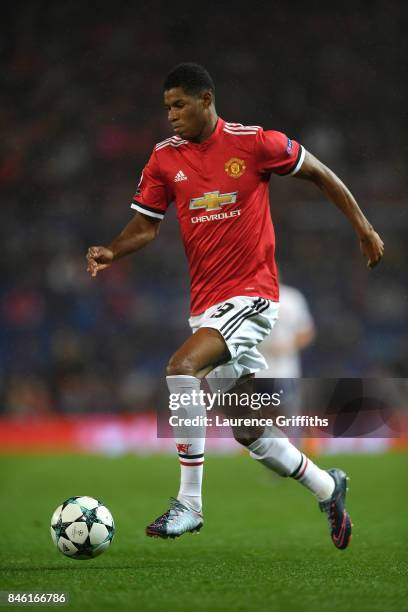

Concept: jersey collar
[[187, 117, 224, 149]]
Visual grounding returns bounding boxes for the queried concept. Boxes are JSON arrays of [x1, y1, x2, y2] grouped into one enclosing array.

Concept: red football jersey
[[131, 118, 304, 315]]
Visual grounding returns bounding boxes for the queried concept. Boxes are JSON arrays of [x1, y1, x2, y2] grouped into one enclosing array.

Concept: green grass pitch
[[0, 452, 407, 611]]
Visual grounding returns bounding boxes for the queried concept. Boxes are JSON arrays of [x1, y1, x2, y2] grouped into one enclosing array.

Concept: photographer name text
[[168, 415, 329, 428]]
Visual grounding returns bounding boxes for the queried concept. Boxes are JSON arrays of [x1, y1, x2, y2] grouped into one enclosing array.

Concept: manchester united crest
[[225, 157, 246, 178]]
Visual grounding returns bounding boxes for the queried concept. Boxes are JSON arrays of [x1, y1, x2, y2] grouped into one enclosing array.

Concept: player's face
[[164, 87, 211, 142]]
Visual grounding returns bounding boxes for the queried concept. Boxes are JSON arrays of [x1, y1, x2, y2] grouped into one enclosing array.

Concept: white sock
[[290, 453, 335, 501], [248, 427, 303, 476], [166, 375, 206, 512], [248, 428, 335, 501]]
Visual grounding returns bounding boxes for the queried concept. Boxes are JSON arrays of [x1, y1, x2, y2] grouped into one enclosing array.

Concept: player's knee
[[166, 354, 197, 377], [233, 431, 260, 447]]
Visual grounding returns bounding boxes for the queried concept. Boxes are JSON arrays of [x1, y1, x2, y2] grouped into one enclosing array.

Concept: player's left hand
[[359, 229, 384, 268]]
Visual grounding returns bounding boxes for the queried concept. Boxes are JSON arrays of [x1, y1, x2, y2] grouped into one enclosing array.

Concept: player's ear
[[201, 91, 213, 109]]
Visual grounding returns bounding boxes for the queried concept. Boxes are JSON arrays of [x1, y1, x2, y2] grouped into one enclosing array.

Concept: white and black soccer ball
[[50, 496, 115, 560]]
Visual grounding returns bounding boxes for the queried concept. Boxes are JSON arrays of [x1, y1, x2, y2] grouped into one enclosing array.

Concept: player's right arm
[[86, 212, 161, 278], [87, 148, 171, 278]]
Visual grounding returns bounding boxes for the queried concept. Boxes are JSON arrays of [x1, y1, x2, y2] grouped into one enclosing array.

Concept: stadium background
[[0, 3, 407, 611], [1, 1, 407, 420]]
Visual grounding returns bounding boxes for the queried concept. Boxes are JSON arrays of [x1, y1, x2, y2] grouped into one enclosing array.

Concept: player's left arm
[[294, 150, 384, 268]]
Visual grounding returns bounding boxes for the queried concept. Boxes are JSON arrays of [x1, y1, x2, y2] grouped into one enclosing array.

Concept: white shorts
[[188, 296, 279, 387]]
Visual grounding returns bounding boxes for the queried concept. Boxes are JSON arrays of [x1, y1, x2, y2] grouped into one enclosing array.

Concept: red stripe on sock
[[179, 460, 204, 467], [296, 457, 309, 480]]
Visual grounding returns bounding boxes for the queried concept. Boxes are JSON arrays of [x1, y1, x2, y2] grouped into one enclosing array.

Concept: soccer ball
[[50, 496, 115, 560]]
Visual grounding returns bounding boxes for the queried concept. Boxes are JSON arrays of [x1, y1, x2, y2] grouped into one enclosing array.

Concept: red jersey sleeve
[[255, 129, 305, 176], [130, 150, 171, 220]]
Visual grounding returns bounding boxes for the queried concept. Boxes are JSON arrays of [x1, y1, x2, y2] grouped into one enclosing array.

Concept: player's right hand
[[86, 246, 114, 277]]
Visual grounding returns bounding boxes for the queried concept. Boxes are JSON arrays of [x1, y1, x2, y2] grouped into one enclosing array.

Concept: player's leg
[[167, 327, 230, 509], [221, 377, 351, 548], [207, 301, 352, 549], [146, 327, 230, 538], [221, 375, 334, 497], [167, 326, 230, 379], [249, 431, 351, 548]]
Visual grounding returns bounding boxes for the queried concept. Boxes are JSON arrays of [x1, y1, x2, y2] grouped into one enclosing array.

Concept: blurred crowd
[[1, 1, 406, 416]]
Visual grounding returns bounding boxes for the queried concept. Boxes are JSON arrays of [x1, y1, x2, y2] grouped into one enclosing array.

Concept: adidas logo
[[174, 170, 188, 182]]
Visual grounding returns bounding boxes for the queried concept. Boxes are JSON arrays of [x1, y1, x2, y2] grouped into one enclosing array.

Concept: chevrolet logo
[[189, 191, 238, 212]]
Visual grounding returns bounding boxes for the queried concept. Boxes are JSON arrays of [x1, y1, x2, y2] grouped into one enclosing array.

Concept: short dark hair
[[163, 63, 215, 97]]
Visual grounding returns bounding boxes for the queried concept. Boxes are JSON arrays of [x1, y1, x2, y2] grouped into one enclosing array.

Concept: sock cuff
[[179, 456, 205, 466], [177, 444, 204, 466], [289, 453, 309, 479]]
